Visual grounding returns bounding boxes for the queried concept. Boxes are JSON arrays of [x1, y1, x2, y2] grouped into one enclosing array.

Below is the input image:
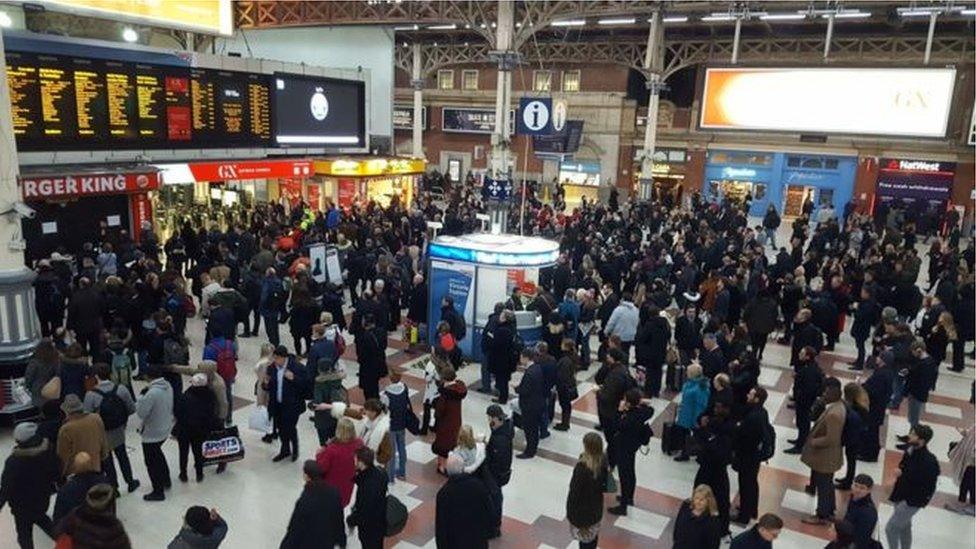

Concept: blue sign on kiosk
[[481, 176, 513, 202]]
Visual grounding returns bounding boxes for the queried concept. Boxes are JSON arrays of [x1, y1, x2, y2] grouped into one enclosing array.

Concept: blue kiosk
[[426, 233, 560, 362]]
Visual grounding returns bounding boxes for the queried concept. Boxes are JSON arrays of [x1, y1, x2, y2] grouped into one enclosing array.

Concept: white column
[[638, 11, 663, 201], [0, 28, 41, 367], [731, 16, 742, 64], [489, 0, 514, 233], [411, 44, 424, 159], [924, 11, 938, 64], [823, 13, 834, 60]]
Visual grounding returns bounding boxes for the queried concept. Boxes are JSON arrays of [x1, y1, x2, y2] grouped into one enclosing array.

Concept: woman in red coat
[[315, 417, 364, 507], [431, 367, 467, 473]]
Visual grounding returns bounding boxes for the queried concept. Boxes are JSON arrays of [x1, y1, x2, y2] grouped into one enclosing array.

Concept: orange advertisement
[[45, 0, 233, 35]]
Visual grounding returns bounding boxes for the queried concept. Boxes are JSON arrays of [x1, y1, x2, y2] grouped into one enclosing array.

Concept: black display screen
[[272, 72, 365, 147], [6, 52, 274, 151]]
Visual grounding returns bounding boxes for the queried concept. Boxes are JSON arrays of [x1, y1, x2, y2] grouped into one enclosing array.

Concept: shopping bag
[[201, 425, 245, 466], [604, 471, 618, 493], [11, 379, 32, 406], [386, 495, 408, 536], [40, 376, 61, 400], [247, 405, 272, 434]]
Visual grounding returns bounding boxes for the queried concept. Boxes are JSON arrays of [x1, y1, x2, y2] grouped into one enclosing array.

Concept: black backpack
[[758, 420, 776, 462], [95, 385, 128, 431]]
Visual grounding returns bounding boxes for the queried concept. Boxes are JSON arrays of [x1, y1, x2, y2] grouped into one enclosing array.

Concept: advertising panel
[[393, 104, 426, 130], [45, 0, 233, 36], [272, 73, 366, 147], [442, 107, 515, 135], [876, 158, 956, 207], [20, 171, 160, 200], [700, 67, 956, 137], [428, 260, 475, 356]]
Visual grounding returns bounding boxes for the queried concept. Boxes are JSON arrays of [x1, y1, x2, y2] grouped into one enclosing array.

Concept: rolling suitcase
[[661, 406, 682, 455]]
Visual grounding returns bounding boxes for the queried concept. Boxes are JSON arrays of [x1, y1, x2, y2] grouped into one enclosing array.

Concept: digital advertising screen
[[44, 0, 233, 36], [700, 67, 957, 138], [272, 72, 366, 147]]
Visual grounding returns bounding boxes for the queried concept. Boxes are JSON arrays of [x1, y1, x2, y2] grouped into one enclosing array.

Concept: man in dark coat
[[0, 422, 61, 549], [486, 311, 517, 403], [860, 355, 895, 461], [850, 288, 881, 370], [406, 274, 428, 327], [52, 452, 109, 526], [784, 347, 824, 454], [266, 346, 309, 462], [435, 454, 494, 549], [732, 387, 769, 524], [594, 348, 634, 468], [483, 405, 513, 538], [843, 474, 879, 549], [355, 314, 387, 400], [440, 295, 466, 343], [699, 333, 727, 379], [66, 277, 104, 358], [743, 290, 778, 360], [729, 513, 783, 549], [790, 309, 824, 366], [280, 461, 347, 549], [347, 447, 388, 549], [515, 348, 547, 459], [886, 424, 940, 549], [635, 306, 671, 398]]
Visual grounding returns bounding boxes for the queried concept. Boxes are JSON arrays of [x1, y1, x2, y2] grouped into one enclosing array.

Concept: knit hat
[[61, 394, 84, 415], [85, 483, 116, 513], [13, 422, 38, 443], [881, 306, 898, 323]]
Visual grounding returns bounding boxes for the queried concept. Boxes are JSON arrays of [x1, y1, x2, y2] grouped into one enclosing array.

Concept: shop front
[[19, 166, 160, 263], [874, 158, 956, 220], [634, 148, 688, 205], [154, 158, 313, 238], [312, 157, 425, 209], [557, 160, 601, 205], [704, 150, 856, 218]]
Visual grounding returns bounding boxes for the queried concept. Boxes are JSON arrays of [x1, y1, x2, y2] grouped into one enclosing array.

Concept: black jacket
[[566, 461, 607, 528], [889, 445, 939, 508], [843, 495, 878, 549], [674, 315, 703, 354], [791, 321, 824, 365], [904, 356, 938, 403], [265, 357, 309, 421], [53, 471, 110, 526], [733, 405, 768, 468], [700, 346, 727, 379], [595, 364, 634, 419], [730, 525, 772, 549], [176, 385, 219, 438], [441, 305, 466, 341], [851, 299, 881, 340], [435, 473, 494, 549], [484, 420, 514, 487], [672, 500, 721, 549], [793, 359, 825, 407], [280, 480, 347, 549], [67, 287, 104, 335], [635, 316, 671, 366], [614, 404, 654, 455], [743, 296, 778, 336], [486, 322, 517, 377], [516, 362, 548, 415], [862, 366, 895, 424], [347, 466, 387, 537], [0, 437, 60, 515]]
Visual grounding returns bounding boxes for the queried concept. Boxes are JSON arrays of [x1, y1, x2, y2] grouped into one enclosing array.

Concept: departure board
[[6, 52, 41, 140], [6, 51, 275, 151]]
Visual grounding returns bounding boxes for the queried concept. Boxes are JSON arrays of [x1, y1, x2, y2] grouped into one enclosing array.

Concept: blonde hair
[[456, 425, 475, 450], [580, 432, 605, 478], [843, 382, 870, 411], [692, 484, 720, 516], [259, 342, 276, 359], [335, 418, 357, 443], [687, 363, 703, 379]]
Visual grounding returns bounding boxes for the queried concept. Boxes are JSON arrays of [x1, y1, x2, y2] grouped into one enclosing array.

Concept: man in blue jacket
[[844, 474, 879, 549], [259, 268, 284, 347]]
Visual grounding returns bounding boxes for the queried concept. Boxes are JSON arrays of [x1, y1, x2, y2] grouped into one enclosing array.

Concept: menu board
[[6, 51, 273, 151]]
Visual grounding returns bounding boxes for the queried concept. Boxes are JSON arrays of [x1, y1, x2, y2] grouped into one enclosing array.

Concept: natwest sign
[[882, 158, 953, 174], [20, 171, 161, 201], [156, 159, 313, 185]]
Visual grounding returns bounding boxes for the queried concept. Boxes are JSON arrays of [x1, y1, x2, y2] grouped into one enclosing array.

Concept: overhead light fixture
[[898, 6, 963, 17], [824, 10, 871, 19], [760, 13, 805, 21], [0, 12, 11, 28], [393, 25, 418, 30], [701, 14, 737, 22], [661, 16, 689, 23], [961, 9, 976, 15], [427, 24, 456, 30], [433, 41, 438, 47], [598, 17, 635, 25], [122, 27, 138, 42], [551, 19, 585, 27]]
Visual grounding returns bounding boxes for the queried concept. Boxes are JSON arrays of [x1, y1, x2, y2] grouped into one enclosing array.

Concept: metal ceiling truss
[[394, 33, 976, 80]]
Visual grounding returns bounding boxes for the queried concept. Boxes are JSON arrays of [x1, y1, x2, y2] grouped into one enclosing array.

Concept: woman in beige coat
[[800, 378, 846, 525]]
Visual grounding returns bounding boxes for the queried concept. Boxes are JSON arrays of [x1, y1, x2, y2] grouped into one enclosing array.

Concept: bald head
[[445, 454, 465, 476], [71, 451, 94, 475]]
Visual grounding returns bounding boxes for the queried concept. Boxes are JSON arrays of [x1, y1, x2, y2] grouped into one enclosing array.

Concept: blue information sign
[[517, 97, 553, 135]]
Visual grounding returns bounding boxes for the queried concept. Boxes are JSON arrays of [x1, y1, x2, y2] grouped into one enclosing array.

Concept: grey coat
[[136, 378, 175, 443], [83, 380, 136, 449]]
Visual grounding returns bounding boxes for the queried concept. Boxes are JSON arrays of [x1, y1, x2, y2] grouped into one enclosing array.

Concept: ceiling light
[[551, 19, 585, 27], [824, 11, 871, 19], [661, 16, 689, 23], [701, 14, 737, 22], [598, 17, 635, 25], [122, 27, 138, 42], [897, 6, 963, 17], [0, 12, 11, 28], [393, 25, 417, 31], [760, 13, 805, 21], [961, 9, 976, 15], [899, 9, 937, 17], [427, 24, 456, 30]]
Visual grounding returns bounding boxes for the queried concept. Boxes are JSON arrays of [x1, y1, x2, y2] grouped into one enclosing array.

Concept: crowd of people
[[0, 175, 973, 549]]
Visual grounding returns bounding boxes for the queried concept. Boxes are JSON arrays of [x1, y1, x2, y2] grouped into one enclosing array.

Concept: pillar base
[[0, 266, 40, 422]]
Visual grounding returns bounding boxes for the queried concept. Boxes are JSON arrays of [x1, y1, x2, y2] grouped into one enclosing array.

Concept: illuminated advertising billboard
[[700, 67, 956, 138], [44, 0, 233, 36]]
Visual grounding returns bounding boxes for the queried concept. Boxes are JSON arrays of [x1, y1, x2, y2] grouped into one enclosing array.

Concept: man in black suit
[[280, 461, 346, 548], [515, 347, 547, 459], [266, 345, 308, 462]]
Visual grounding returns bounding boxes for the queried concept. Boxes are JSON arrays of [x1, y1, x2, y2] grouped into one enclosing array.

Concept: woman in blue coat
[[674, 363, 710, 462]]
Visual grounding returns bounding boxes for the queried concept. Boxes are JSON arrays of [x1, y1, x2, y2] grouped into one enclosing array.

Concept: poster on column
[[428, 260, 475, 357], [337, 178, 357, 209], [129, 193, 153, 243]]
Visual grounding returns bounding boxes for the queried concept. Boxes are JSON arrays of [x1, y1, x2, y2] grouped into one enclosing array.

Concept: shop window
[[462, 69, 479, 90], [787, 155, 840, 170], [824, 158, 838, 169], [754, 183, 767, 200], [533, 70, 552, 92], [818, 188, 834, 206], [562, 70, 581, 92], [710, 152, 772, 166], [437, 70, 454, 90]]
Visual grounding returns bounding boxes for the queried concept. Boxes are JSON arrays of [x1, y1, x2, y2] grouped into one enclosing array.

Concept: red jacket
[[315, 438, 364, 507]]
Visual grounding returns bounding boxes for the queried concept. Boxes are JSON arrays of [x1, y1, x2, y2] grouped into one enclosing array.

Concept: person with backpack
[[608, 388, 654, 516], [381, 369, 411, 482], [259, 267, 285, 347], [83, 363, 139, 494], [101, 335, 136, 397], [203, 335, 238, 426], [311, 343, 348, 447], [732, 386, 772, 525]]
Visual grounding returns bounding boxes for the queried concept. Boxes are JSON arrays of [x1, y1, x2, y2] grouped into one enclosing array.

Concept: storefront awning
[[19, 165, 160, 201], [313, 157, 425, 178], [155, 158, 313, 185]]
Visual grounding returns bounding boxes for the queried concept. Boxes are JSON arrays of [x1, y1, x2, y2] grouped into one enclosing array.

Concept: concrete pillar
[[924, 12, 938, 64], [823, 13, 834, 60], [489, 0, 516, 233], [0, 29, 41, 374], [731, 16, 742, 64], [638, 11, 663, 201], [411, 44, 424, 159]]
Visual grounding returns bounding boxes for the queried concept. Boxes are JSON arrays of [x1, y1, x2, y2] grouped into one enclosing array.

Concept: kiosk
[[426, 233, 560, 362]]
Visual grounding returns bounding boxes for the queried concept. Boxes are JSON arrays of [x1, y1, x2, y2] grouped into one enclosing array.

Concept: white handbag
[[247, 405, 272, 434]]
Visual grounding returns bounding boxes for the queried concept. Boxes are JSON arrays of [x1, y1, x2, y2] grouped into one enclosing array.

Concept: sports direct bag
[[201, 426, 245, 466]]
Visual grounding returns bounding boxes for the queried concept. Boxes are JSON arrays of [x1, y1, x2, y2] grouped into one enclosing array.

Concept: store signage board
[[5, 50, 272, 151], [442, 107, 515, 135], [877, 157, 956, 202], [533, 120, 583, 155], [155, 159, 312, 185], [272, 72, 366, 147], [700, 67, 956, 137], [481, 176, 513, 202], [20, 171, 160, 201], [393, 104, 427, 131], [517, 97, 552, 135], [44, 0, 234, 36]]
